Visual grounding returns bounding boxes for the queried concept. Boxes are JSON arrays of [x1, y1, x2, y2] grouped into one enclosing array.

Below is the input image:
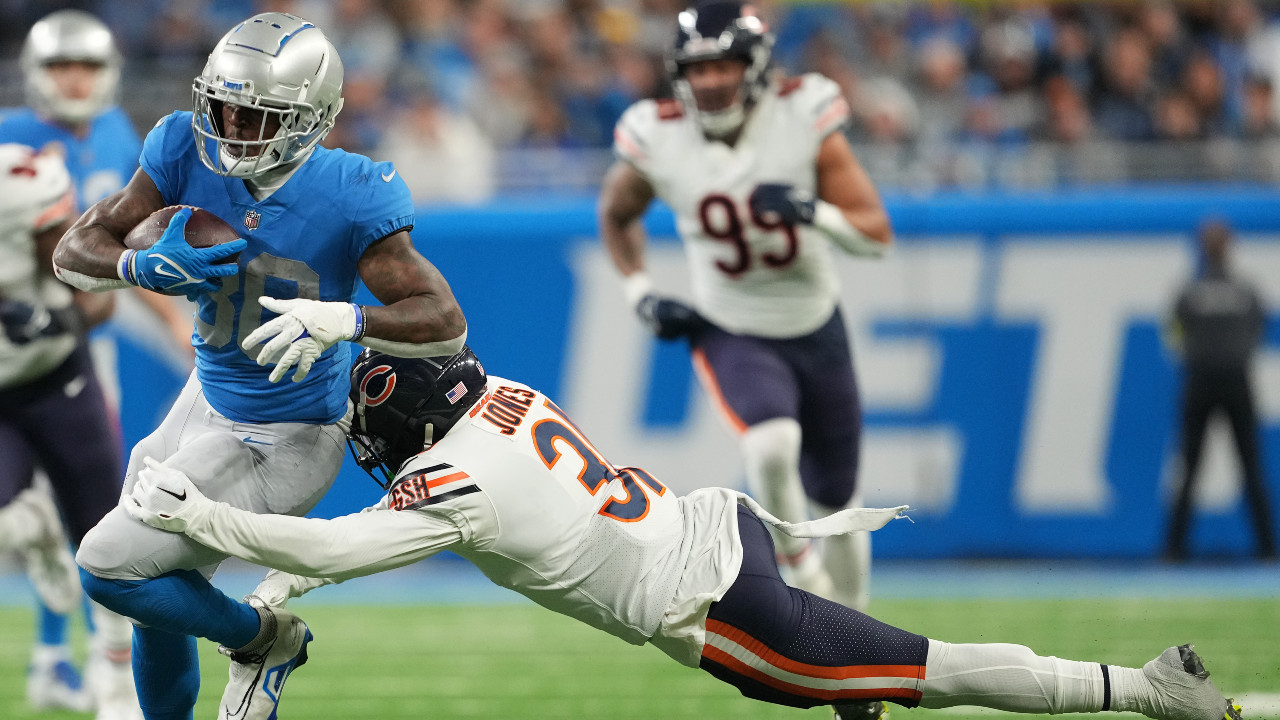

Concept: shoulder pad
[[613, 101, 660, 170], [785, 73, 851, 139]]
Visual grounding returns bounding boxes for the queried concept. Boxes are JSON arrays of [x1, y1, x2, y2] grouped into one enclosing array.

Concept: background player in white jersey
[[51, 12, 467, 720], [1, 13, 195, 714], [598, 0, 890, 610], [0, 142, 121, 713], [123, 346, 1242, 720], [3, 9, 193, 351]]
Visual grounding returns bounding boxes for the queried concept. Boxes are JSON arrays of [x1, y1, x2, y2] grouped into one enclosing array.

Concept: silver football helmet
[[20, 10, 122, 126], [192, 13, 344, 178]]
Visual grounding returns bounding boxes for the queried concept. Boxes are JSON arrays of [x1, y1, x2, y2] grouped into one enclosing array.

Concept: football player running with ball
[[124, 346, 1243, 720], [51, 12, 466, 720], [599, 0, 890, 612]]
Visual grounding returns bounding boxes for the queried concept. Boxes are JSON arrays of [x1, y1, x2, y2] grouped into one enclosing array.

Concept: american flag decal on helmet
[[243, 209, 261, 230], [445, 381, 467, 404]]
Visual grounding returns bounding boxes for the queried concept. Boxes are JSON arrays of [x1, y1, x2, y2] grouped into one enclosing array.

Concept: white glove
[[253, 569, 332, 608], [123, 457, 213, 533], [242, 297, 360, 383]]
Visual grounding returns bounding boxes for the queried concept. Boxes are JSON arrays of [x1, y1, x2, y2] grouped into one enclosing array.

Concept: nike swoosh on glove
[[124, 457, 212, 533], [123, 207, 246, 297], [241, 297, 359, 383]]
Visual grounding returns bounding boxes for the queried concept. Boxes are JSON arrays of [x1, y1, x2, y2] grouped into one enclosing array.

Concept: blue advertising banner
[[103, 187, 1280, 559]]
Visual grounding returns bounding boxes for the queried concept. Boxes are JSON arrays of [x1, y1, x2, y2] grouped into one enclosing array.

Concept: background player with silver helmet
[[599, 0, 891, 610], [0, 13, 192, 717], [121, 346, 1242, 720], [51, 12, 468, 720]]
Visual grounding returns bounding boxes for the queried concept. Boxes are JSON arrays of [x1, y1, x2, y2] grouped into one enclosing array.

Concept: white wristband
[[813, 201, 889, 258], [622, 272, 654, 311]]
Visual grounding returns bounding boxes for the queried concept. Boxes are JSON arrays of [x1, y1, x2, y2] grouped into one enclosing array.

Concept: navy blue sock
[[133, 626, 198, 720], [79, 568, 259, 648]]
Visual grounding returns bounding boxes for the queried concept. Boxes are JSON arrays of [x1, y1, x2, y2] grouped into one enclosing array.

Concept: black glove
[[0, 299, 77, 345], [749, 183, 816, 225], [635, 294, 706, 340]]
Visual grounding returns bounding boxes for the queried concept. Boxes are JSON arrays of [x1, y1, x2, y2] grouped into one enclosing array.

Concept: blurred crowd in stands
[[3, 0, 1280, 199]]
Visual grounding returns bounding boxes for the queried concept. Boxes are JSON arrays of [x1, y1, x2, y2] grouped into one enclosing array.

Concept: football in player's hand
[[124, 206, 242, 261]]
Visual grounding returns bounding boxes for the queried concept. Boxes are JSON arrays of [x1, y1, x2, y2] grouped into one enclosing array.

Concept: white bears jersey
[[614, 73, 853, 338], [179, 376, 745, 665], [0, 143, 78, 387]]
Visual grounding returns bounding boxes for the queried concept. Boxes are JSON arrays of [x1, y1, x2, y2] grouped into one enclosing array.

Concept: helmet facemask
[[191, 13, 344, 179], [21, 10, 121, 126], [670, 2, 775, 138], [193, 80, 338, 178]]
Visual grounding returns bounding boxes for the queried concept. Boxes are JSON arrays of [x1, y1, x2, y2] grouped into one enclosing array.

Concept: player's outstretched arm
[[124, 457, 462, 579], [52, 168, 165, 289]]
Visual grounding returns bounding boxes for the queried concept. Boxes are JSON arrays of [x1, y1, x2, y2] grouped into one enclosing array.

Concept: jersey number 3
[[531, 399, 668, 522]]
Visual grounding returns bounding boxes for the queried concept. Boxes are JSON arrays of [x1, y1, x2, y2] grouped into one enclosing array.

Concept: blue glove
[[636, 294, 706, 340], [749, 183, 816, 225], [121, 208, 246, 296], [0, 299, 79, 344]]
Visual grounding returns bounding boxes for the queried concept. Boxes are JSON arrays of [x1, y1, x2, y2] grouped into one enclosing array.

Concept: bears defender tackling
[[124, 345, 1243, 720], [51, 12, 466, 720], [598, 0, 891, 611]]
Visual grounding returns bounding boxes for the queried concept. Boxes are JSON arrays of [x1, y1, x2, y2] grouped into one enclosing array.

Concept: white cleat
[[15, 487, 81, 615], [1142, 644, 1243, 720], [219, 596, 313, 720], [27, 655, 93, 712]]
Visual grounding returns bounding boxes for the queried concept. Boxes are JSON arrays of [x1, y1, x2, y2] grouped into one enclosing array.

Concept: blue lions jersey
[[0, 106, 141, 209], [140, 111, 414, 424]]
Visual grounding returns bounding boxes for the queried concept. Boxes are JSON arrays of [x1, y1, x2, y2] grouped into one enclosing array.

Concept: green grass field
[[1, 597, 1275, 720]]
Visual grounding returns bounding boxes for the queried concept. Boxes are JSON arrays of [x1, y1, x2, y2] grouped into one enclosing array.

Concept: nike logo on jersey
[[159, 487, 187, 501], [381, 169, 396, 182], [242, 436, 272, 446]]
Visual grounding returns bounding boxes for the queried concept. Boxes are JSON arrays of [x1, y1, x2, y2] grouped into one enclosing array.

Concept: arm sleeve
[[347, 160, 415, 264], [185, 502, 463, 582]]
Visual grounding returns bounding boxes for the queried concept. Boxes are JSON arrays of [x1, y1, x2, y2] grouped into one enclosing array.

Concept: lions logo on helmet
[[669, 0, 775, 138], [348, 347, 487, 487], [191, 12, 344, 178], [21, 10, 122, 126]]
